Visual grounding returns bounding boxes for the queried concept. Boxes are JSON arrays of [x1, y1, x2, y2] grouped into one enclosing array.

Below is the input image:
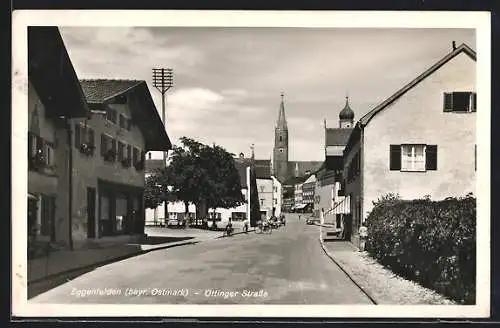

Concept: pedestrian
[[359, 223, 368, 252]]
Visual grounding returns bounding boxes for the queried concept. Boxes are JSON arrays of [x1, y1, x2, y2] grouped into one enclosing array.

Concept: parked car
[[167, 218, 186, 228], [306, 216, 319, 225]]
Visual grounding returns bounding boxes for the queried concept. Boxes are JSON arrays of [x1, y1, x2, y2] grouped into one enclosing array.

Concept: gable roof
[[79, 79, 143, 103], [282, 175, 307, 186], [234, 158, 271, 180], [325, 128, 353, 146], [28, 27, 89, 118], [79, 79, 172, 151], [359, 43, 476, 127], [345, 43, 476, 152]]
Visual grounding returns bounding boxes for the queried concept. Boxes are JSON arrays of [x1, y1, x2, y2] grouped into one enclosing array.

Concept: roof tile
[[79, 79, 143, 103]]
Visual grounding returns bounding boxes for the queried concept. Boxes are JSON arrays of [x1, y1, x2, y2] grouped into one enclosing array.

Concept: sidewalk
[[319, 228, 456, 305], [28, 225, 254, 287], [28, 226, 239, 285]]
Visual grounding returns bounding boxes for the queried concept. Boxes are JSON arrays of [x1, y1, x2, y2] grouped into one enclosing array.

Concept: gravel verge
[[321, 240, 456, 305]]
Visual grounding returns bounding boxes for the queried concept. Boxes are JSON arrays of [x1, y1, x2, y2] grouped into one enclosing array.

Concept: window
[[106, 108, 118, 124], [133, 147, 139, 164], [117, 141, 126, 161], [44, 142, 55, 167], [279, 136, 283, 142], [279, 148, 284, 153], [101, 134, 117, 162], [127, 145, 132, 161], [75, 123, 95, 155], [443, 92, 477, 113], [401, 144, 426, 172], [119, 114, 125, 129], [390, 144, 437, 172], [274, 198, 277, 205], [260, 199, 264, 206]]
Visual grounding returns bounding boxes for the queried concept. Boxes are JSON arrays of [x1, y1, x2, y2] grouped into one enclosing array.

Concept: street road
[[31, 214, 372, 304]]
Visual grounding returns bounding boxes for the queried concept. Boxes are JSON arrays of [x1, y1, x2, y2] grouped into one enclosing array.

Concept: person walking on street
[[359, 224, 368, 252]]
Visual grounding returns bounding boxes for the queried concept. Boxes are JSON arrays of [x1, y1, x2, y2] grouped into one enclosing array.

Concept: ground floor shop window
[[98, 184, 144, 237], [231, 212, 247, 221]]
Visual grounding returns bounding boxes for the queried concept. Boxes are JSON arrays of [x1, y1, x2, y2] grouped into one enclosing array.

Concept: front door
[[87, 187, 96, 238]]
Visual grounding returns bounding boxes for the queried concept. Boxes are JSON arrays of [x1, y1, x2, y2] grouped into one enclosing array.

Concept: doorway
[[87, 187, 96, 238]]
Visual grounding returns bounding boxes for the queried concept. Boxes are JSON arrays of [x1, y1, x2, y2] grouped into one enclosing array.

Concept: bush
[[365, 193, 476, 304]]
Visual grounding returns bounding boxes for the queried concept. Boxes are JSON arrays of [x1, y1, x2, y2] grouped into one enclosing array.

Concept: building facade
[[27, 27, 89, 248], [343, 43, 477, 245], [70, 79, 171, 248]]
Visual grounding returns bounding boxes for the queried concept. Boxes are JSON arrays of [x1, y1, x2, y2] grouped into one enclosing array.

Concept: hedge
[[365, 193, 476, 304]]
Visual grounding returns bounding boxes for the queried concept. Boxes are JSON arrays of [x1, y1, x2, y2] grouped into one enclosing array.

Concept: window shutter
[[75, 124, 81, 148], [471, 92, 477, 112], [389, 145, 401, 171], [111, 138, 117, 153], [127, 145, 132, 159], [443, 93, 453, 112], [426, 145, 438, 170], [100, 134, 106, 156], [88, 128, 95, 147]]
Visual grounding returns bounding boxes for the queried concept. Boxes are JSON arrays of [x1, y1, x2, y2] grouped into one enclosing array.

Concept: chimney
[[452, 41, 456, 50]]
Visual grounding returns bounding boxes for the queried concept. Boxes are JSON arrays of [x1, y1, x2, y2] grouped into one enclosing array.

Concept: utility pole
[[152, 67, 174, 225]]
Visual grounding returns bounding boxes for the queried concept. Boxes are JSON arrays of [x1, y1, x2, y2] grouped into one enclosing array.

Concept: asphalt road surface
[[31, 214, 373, 304]]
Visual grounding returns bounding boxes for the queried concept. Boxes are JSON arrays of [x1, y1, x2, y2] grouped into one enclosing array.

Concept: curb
[[28, 240, 199, 287], [318, 227, 378, 305]]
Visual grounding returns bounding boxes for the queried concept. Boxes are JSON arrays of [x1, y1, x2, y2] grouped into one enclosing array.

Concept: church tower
[[273, 92, 289, 182], [339, 95, 355, 128]]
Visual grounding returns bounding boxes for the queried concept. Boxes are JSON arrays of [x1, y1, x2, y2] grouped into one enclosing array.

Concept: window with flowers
[[75, 122, 95, 156], [28, 132, 55, 172], [101, 133, 117, 162]]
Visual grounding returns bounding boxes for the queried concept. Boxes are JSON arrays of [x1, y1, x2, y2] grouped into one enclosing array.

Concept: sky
[[59, 27, 475, 161]]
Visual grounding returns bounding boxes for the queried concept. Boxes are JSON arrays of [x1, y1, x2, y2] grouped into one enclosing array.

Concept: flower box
[[79, 143, 95, 156]]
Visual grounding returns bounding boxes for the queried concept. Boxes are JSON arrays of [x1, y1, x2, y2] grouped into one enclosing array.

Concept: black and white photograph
[[12, 10, 490, 318]]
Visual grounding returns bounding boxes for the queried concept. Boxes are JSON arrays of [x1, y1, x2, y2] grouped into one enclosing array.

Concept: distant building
[[343, 43, 476, 245], [314, 97, 355, 227], [301, 173, 317, 212]]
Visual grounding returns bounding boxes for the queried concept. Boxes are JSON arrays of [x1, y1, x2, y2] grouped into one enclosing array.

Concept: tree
[[203, 143, 244, 219], [166, 137, 245, 223], [249, 165, 261, 227], [144, 171, 163, 210]]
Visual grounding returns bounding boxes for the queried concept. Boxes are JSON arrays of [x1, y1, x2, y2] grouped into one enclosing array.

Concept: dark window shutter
[[74, 124, 80, 148], [88, 128, 95, 147], [443, 93, 453, 112], [453, 92, 470, 112], [389, 145, 401, 171], [133, 147, 139, 163], [127, 144, 132, 159], [471, 92, 477, 112], [111, 138, 117, 153], [426, 145, 438, 170], [100, 134, 106, 156]]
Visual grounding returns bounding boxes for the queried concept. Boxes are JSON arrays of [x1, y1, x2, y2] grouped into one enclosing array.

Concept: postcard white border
[[12, 10, 491, 318]]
